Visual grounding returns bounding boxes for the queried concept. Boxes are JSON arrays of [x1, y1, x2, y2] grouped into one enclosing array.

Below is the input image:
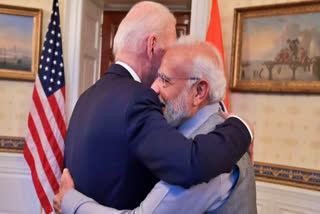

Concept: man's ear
[[193, 80, 209, 106], [147, 35, 156, 60]]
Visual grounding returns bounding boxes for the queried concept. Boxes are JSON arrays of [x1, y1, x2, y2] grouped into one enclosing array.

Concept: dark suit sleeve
[[126, 88, 251, 188]]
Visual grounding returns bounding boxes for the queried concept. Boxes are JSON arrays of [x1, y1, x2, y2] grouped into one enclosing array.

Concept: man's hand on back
[[53, 168, 75, 214]]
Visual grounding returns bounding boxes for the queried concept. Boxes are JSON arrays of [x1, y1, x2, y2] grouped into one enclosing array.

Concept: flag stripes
[[24, 143, 53, 212], [24, 0, 66, 213]]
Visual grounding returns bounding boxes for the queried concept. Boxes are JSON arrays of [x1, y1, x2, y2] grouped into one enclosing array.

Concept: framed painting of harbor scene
[[0, 5, 42, 81], [230, 1, 320, 93]]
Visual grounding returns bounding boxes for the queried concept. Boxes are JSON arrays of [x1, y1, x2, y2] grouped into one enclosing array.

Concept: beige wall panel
[[218, 0, 320, 170]]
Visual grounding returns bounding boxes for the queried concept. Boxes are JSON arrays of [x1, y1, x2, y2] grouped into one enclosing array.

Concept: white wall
[[0, 153, 40, 214]]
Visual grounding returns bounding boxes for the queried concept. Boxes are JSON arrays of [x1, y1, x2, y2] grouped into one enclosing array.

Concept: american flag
[[24, 0, 66, 213]]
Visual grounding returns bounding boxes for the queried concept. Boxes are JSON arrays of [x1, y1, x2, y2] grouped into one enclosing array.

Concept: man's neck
[[115, 52, 149, 85]]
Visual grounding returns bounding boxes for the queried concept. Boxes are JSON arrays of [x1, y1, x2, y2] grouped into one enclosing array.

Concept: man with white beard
[[54, 37, 257, 214]]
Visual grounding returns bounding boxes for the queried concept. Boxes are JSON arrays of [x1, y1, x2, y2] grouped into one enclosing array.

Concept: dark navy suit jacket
[[64, 64, 251, 209]]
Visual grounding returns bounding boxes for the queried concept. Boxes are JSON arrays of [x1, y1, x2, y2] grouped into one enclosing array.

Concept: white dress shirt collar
[[116, 61, 141, 83]]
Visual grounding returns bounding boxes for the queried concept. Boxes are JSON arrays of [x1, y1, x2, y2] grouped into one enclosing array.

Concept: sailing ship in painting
[[240, 12, 320, 81], [0, 13, 33, 72], [0, 46, 31, 71]]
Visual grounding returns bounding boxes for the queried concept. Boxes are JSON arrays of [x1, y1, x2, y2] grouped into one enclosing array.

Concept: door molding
[[190, 0, 211, 41], [63, 0, 84, 122], [63, 0, 104, 122]]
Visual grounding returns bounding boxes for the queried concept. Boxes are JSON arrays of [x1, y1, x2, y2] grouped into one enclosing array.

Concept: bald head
[[112, 1, 177, 87], [113, 1, 176, 56]]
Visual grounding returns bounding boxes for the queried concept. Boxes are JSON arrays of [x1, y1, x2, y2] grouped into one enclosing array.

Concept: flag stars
[[54, 11, 58, 16], [53, 60, 57, 65], [50, 78, 54, 83], [48, 87, 52, 91], [41, 55, 44, 60], [56, 42, 60, 47], [59, 72, 62, 76], [52, 69, 55, 74], [43, 75, 47, 80], [46, 57, 50, 62], [56, 2, 59, 7], [55, 51, 58, 56], [53, 21, 56, 26], [39, 64, 42, 69], [57, 80, 61, 85], [50, 39, 53, 44], [48, 48, 52, 53], [51, 30, 55, 35], [60, 63, 63, 67], [58, 33, 61, 38], [42, 47, 45, 51], [45, 66, 48, 71]]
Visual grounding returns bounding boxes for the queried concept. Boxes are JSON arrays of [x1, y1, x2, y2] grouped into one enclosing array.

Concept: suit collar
[[105, 63, 141, 83], [106, 64, 134, 80]]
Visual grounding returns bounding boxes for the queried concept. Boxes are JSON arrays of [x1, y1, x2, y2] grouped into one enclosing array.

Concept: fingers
[[248, 141, 254, 165], [53, 194, 63, 214], [61, 168, 75, 189], [52, 168, 74, 214], [220, 111, 230, 119]]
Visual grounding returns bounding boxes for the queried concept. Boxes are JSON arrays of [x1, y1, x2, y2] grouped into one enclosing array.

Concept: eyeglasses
[[157, 72, 200, 88]]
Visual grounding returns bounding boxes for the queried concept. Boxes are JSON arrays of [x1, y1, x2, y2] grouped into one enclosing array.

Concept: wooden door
[[100, 11, 190, 77]]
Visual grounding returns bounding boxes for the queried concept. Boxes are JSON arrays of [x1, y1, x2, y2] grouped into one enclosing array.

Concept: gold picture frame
[[0, 136, 24, 153], [254, 162, 320, 191], [0, 4, 42, 81], [230, 1, 320, 93]]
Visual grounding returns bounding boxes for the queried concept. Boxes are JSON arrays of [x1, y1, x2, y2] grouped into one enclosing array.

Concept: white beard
[[162, 89, 190, 127]]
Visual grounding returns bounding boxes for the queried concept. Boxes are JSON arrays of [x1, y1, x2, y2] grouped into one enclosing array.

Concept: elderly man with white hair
[[56, 1, 253, 213], [55, 36, 257, 214]]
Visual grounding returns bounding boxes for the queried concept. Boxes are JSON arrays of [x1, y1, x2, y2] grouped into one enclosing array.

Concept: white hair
[[173, 36, 226, 104], [113, 1, 176, 56]]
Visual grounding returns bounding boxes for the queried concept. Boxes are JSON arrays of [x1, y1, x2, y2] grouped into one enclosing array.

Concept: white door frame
[[63, 0, 85, 122], [63, 0, 104, 122], [190, 0, 211, 41]]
